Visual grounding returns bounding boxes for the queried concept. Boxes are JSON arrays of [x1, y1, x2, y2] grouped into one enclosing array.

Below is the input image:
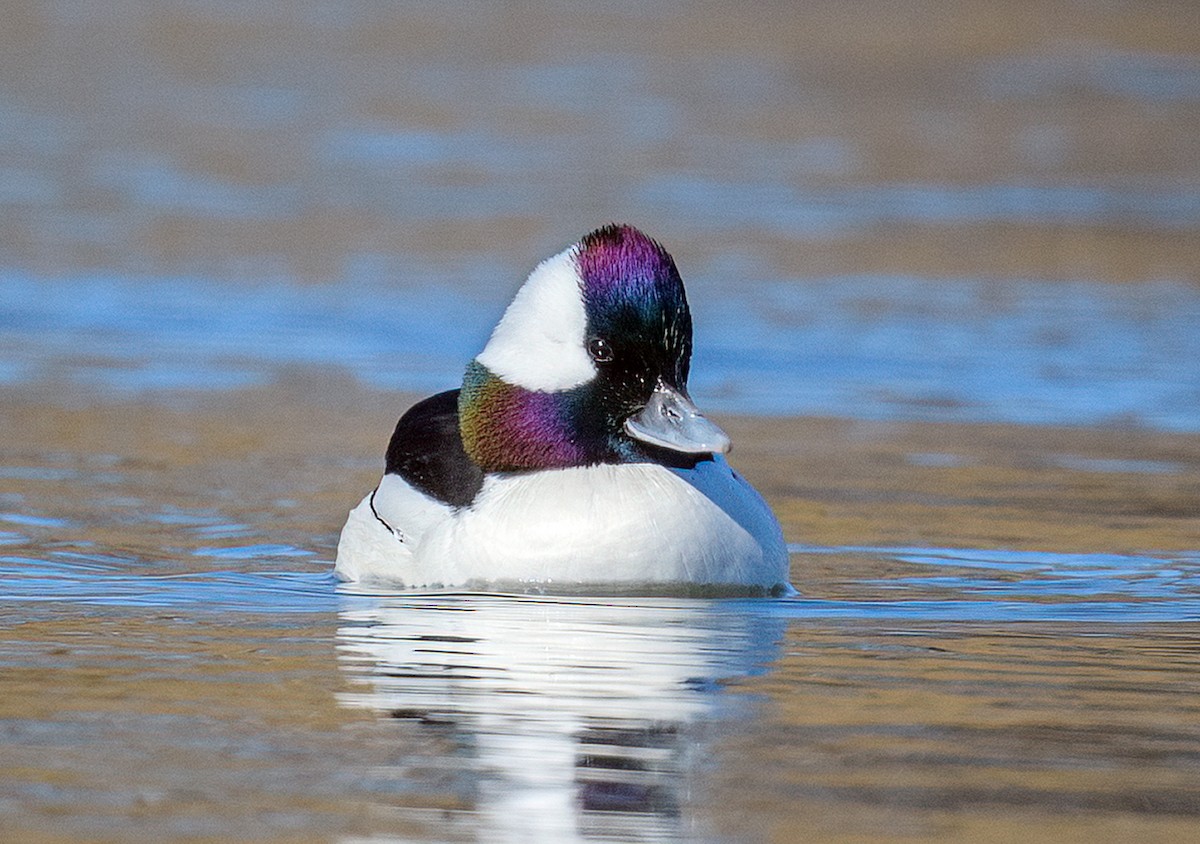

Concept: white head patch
[[475, 245, 596, 391]]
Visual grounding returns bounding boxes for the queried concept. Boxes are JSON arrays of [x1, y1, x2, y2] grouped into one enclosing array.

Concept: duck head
[[459, 224, 731, 473]]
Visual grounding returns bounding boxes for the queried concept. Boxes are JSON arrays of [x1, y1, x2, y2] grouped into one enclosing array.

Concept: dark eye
[[587, 336, 614, 364]]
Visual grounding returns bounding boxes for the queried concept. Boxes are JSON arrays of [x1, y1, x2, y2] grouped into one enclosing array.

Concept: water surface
[[3, 1, 1200, 841]]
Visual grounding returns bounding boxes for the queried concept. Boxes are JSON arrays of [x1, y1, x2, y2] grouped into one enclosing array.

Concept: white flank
[[475, 246, 595, 391], [334, 473, 453, 583], [335, 457, 789, 591]]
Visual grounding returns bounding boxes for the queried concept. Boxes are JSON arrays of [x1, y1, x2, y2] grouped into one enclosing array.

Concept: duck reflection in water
[[336, 594, 785, 840]]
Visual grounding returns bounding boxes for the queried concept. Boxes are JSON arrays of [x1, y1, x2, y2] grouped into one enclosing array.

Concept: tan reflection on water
[[0, 612, 452, 843], [709, 624, 1200, 842], [2, 0, 1199, 282]]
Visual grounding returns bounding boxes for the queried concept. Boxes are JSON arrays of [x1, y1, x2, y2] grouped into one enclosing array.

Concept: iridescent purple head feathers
[[460, 224, 699, 472], [577, 224, 683, 300], [576, 224, 693, 390]]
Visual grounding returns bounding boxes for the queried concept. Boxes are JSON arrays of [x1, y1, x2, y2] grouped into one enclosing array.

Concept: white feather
[[474, 246, 595, 391], [335, 457, 789, 591]]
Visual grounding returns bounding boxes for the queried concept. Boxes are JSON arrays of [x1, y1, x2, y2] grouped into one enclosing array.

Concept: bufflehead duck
[[335, 224, 790, 594]]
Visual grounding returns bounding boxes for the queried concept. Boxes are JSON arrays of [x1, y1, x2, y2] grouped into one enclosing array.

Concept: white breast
[[335, 458, 789, 592]]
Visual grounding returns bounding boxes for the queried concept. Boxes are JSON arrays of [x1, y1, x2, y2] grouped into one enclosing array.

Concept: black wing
[[384, 390, 485, 508]]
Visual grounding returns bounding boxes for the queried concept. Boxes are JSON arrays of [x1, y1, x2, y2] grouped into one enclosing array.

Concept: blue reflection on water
[[791, 545, 1200, 621], [983, 50, 1200, 103], [692, 275, 1200, 429], [1048, 456, 1186, 475], [1, 544, 1196, 622], [642, 180, 1200, 233], [0, 560, 339, 612], [3, 272, 1199, 431]]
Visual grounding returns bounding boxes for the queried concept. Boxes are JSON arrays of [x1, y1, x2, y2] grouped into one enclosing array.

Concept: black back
[[385, 390, 485, 508]]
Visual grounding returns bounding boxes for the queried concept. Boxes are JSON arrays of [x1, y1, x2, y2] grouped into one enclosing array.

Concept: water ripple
[[0, 545, 1195, 622], [0, 560, 339, 613]]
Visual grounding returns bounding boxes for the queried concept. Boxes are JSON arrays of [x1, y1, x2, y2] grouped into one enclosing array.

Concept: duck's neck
[[459, 361, 611, 472]]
